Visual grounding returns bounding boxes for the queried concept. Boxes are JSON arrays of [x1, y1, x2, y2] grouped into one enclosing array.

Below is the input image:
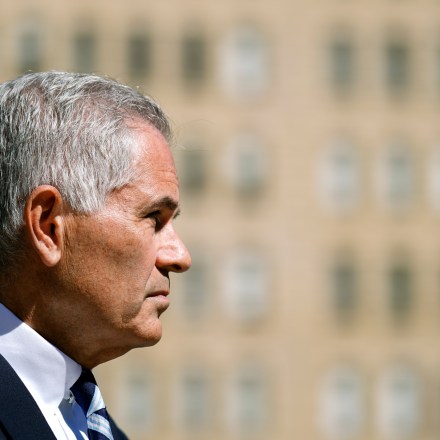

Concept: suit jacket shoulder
[[0, 354, 129, 440], [0, 354, 57, 439]]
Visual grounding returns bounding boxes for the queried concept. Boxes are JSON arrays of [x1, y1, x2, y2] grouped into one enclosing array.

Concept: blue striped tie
[[70, 369, 114, 440]]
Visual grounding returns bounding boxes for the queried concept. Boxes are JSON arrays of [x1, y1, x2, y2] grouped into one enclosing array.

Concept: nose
[[156, 226, 191, 273]]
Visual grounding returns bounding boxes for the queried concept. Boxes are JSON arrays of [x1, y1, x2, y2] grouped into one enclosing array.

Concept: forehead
[[112, 122, 179, 206], [130, 121, 175, 171]]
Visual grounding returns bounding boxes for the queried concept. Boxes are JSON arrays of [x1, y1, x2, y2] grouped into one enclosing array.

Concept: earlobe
[[25, 185, 65, 267]]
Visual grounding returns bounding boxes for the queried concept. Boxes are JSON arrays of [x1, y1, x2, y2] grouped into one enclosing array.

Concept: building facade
[[0, 0, 439, 439]]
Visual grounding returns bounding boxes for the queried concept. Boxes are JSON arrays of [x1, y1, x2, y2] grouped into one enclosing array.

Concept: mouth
[[145, 291, 170, 313], [146, 290, 169, 299]]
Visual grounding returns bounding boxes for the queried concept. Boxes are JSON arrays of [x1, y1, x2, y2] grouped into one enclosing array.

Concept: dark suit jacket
[[0, 354, 128, 440]]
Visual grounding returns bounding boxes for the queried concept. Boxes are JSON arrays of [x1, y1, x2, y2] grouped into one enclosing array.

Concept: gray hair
[[0, 71, 171, 267]]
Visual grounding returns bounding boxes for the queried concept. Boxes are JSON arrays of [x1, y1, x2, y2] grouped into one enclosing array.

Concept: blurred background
[[1, 0, 439, 439]]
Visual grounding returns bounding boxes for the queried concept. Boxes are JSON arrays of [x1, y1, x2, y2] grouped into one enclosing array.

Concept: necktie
[[70, 368, 115, 440]]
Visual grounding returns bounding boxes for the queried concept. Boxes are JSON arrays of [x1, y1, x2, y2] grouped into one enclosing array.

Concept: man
[[0, 71, 191, 439]]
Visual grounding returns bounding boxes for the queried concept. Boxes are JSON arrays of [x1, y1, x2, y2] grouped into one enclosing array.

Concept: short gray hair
[[0, 71, 171, 267]]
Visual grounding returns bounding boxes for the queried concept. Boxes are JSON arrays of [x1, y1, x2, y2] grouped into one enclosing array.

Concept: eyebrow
[[148, 196, 180, 215]]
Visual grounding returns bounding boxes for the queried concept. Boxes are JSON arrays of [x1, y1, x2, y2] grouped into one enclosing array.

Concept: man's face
[[53, 122, 191, 366]]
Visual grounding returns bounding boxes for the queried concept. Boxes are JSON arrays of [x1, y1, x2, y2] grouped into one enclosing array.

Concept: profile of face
[[27, 121, 191, 367]]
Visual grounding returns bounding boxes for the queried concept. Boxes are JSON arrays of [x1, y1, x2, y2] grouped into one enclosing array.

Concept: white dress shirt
[[0, 303, 89, 439]]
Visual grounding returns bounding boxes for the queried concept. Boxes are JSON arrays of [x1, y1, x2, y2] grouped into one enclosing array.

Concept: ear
[[24, 185, 66, 267]]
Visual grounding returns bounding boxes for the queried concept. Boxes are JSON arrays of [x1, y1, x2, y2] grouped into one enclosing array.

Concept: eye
[[146, 211, 163, 229]]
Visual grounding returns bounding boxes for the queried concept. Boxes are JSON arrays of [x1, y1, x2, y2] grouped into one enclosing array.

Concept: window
[[179, 147, 207, 193], [176, 366, 210, 433], [330, 257, 357, 322], [18, 18, 42, 73], [320, 139, 360, 213], [182, 32, 206, 87], [119, 370, 154, 433], [180, 250, 208, 321], [227, 363, 267, 437], [385, 39, 409, 95], [224, 132, 267, 196], [388, 261, 412, 322], [319, 364, 365, 439], [378, 142, 413, 211], [127, 34, 152, 79], [73, 31, 96, 73], [328, 36, 355, 95], [224, 248, 267, 324], [377, 364, 421, 439], [219, 25, 269, 100]]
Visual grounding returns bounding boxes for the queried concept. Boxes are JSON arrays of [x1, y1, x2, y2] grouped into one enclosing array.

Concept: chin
[[135, 320, 163, 347]]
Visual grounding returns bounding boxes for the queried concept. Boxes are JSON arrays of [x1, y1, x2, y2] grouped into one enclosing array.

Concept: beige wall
[[0, 0, 439, 438]]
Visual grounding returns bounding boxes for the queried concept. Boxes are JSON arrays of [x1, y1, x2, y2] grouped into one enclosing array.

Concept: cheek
[[122, 235, 157, 278], [65, 219, 158, 313], [98, 244, 157, 325], [110, 233, 158, 302], [101, 227, 155, 272]]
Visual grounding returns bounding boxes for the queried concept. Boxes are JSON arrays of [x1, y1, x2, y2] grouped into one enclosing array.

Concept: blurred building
[[0, 0, 439, 439]]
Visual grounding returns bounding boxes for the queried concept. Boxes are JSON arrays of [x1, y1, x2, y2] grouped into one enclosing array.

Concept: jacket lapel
[[0, 354, 57, 440]]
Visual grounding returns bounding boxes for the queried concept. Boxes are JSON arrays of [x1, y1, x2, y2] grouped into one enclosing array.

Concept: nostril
[[172, 263, 186, 273]]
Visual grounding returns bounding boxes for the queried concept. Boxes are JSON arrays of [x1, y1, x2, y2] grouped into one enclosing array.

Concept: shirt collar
[[0, 303, 82, 410]]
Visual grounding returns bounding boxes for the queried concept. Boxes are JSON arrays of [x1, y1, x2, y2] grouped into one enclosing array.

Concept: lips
[[146, 290, 169, 298], [146, 290, 170, 315]]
